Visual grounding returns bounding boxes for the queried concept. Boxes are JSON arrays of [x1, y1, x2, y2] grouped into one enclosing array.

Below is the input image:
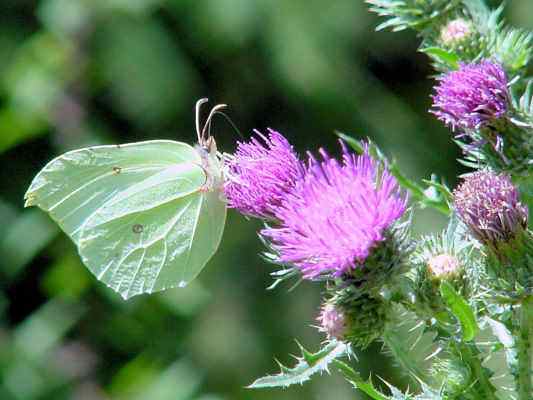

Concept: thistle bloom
[[453, 171, 528, 245], [431, 61, 509, 131], [317, 303, 346, 340], [224, 129, 304, 219], [440, 18, 472, 46], [262, 143, 407, 279]]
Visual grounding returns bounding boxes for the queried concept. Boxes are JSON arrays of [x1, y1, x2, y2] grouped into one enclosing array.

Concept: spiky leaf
[[479, 318, 519, 400], [366, 0, 461, 32], [248, 341, 350, 388], [382, 307, 441, 386], [334, 360, 441, 400], [491, 27, 533, 72]]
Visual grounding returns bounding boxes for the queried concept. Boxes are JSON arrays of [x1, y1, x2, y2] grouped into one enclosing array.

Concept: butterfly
[[24, 99, 227, 299]]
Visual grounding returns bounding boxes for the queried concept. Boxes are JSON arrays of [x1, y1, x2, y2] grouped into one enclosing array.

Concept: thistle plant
[[238, 0, 533, 399], [21, 0, 533, 399]]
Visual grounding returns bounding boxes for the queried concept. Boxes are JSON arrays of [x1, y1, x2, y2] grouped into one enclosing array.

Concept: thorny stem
[[459, 343, 498, 400], [517, 296, 533, 400]]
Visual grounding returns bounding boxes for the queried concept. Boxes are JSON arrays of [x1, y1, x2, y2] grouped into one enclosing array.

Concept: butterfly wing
[[25, 140, 227, 299]]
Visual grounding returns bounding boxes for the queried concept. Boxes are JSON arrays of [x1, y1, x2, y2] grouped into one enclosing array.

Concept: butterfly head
[[195, 98, 226, 155]]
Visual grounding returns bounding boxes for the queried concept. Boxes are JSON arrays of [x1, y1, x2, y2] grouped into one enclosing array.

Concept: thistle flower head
[[431, 61, 509, 131], [317, 303, 346, 340], [428, 253, 461, 278], [440, 18, 473, 46], [262, 143, 407, 279], [453, 171, 528, 245], [224, 129, 304, 219]]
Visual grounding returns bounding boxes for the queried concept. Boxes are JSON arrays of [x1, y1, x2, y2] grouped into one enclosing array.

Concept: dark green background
[[0, 1, 529, 399]]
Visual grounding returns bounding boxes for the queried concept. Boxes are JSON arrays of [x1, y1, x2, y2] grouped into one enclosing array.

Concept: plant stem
[[459, 343, 498, 400], [517, 296, 533, 400]]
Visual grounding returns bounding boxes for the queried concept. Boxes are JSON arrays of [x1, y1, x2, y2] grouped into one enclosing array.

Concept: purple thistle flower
[[453, 171, 528, 245], [317, 303, 346, 340], [262, 143, 407, 279], [224, 129, 304, 219], [431, 61, 509, 131]]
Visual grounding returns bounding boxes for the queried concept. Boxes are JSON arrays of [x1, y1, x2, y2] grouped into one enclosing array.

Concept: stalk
[[457, 343, 498, 400], [516, 296, 533, 400]]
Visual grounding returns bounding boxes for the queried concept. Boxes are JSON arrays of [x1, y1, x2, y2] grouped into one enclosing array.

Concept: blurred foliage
[[0, 1, 529, 399]]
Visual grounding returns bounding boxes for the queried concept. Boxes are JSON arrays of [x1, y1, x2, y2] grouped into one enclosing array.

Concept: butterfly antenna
[[201, 103, 227, 143], [195, 98, 209, 144], [212, 110, 245, 141]]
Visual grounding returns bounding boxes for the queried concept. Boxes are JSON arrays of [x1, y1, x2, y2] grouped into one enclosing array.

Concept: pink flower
[[262, 142, 407, 279], [431, 61, 509, 131], [224, 129, 303, 219], [454, 171, 528, 245]]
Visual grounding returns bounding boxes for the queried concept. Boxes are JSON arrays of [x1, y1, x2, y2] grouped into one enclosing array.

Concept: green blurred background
[[0, 1, 530, 399]]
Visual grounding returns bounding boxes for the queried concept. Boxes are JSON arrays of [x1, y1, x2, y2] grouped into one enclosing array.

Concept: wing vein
[[180, 194, 205, 284], [144, 197, 195, 248], [150, 240, 168, 293], [124, 247, 146, 299], [47, 164, 168, 212]]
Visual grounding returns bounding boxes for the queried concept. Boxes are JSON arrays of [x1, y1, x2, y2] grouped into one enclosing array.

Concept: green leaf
[[420, 47, 459, 69], [333, 360, 390, 400], [367, 0, 462, 32], [0, 209, 59, 278], [440, 281, 478, 341], [491, 27, 533, 72], [334, 359, 441, 400], [248, 341, 350, 388], [0, 108, 45, 154], [14, 299, 85, 362], [381, 307, 440, 386], [480, 318, 518, 400], [96, 17, 195, 126]]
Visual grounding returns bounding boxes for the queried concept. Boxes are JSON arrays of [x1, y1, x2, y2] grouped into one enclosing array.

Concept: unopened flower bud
[[324, 292, 388, 348], [440, 18, 473, 46], [428, 253, 461, 279], [317, 303, 346, 340], [453, 171, 528, 247]]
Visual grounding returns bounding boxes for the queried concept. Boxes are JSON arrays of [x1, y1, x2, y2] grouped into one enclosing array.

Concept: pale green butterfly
[[24, 99, 227, 299]]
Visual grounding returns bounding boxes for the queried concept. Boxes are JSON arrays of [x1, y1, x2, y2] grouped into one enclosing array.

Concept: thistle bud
[[440, 18, 473, 47], [317, 303, 346, 340], [324, 290, 389, 348], [427, 253, 461, 279], [410, 232, 471, 321], [453, 171, 528, 247]]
